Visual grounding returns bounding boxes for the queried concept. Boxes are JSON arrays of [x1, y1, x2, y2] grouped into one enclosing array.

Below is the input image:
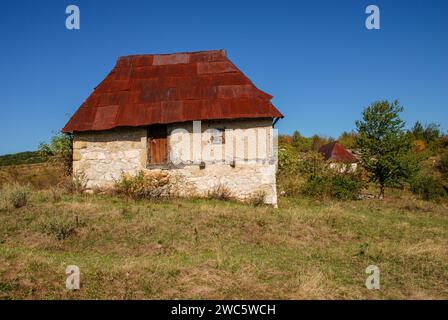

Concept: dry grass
[[0, 191, 447, 299], [0, 163, 64, 189], [0, 163, 447, 299]]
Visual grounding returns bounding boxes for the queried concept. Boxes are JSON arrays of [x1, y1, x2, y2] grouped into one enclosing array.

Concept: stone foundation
[[72, 120, 278, 206]]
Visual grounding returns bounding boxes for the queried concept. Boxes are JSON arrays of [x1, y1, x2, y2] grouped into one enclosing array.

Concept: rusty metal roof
[[62, 50, 283, 133], [318, 141, 358, 163]]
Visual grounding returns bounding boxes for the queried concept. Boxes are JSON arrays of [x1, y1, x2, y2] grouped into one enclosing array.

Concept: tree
[[310, 134, 332, 151], [410, 121, 425, 140], [39, 132, 73, 176], [355, 100, 416, 199], [291, 130, 312, 152], [409, 121, 441, 154], [338, 131, 357, 149]]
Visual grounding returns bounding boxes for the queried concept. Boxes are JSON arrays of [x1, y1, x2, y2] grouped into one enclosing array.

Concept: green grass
[[0, 190, 447, 299], [0, 151, 47, 167]]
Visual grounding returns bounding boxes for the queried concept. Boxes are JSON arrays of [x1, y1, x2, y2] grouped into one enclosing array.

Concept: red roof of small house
[[62, 50, 283, 133], [318, 141, 358, 163]]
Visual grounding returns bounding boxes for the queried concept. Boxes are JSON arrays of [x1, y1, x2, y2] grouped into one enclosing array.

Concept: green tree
[[291, 130, 312, 152], [39, 132, 73, 176], [409, 121, 441, 154], [355, 100, 416, 199], [338, 131, 357, 149], [410, 121, 425, 140]]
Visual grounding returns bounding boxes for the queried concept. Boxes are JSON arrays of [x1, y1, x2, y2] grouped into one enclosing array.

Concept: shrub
[[301, 175, 328, 198], [115, 171, 172, 200], [248, 190, 266, 207], [38, 133, 73, 176], [437, 153, 448, 179], [301, 169, 364, 200], [329, 173, 364, 200], [277, 173, 302, 197], [278, 143, 301, 174], [42, 215, 83, 240], [410, 175, 446, 201], [59, 172, 86, 194], [0, 183, 31, 209], [297, 151, 328, 175], [207, 184, 233, 201]]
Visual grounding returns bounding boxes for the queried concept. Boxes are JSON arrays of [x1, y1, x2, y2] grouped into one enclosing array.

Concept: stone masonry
[[72, 119, 278, 206]]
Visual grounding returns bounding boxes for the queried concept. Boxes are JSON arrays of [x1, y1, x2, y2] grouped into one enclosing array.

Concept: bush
[[301, 175, 328, 198], [301, 169, 364, 200], [277, 150, 328, 198], [298, 151, 327, 175], [42, 215, 84, 240], [277, 173, 302, 197], [39, 133, 73, 177], [207, 184, 233, 201], [437, 153, 448, 179], [329, 173, 364, 200], [278, 143, 301, 174], [248, 190, 266, 207], [115, 171, 172, 200], [0, 183, 31, 209], [410, 175, 446, 201]]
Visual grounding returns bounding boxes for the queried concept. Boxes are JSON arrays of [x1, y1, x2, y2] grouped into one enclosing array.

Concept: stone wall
[[73, 128, 147, 189], [72, 119, 278, 206], [167, 119, 278, 205]]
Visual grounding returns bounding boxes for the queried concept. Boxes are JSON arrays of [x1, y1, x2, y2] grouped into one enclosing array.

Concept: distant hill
[[0, 151, 48, 167]]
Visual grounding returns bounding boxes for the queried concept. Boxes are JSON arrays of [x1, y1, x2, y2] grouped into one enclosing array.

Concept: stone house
[[318, 141, 359, 172], [63, 50, 283, 205]]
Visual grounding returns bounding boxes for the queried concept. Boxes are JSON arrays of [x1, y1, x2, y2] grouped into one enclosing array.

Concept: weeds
[[41, 214, 84, 240], [207, 184, 233, 201], [248, 190, 266, 207], [115, 171, 171, 200], [0, 182, 31, 209], [50, 187, 63, 202], [59, 173, 86, 194]]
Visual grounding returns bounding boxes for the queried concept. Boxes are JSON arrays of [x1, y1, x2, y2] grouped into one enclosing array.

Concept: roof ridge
[[118, 49, 227, 60]]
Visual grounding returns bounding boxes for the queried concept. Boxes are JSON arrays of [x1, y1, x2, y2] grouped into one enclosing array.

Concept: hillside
[[0, 151, 47, 167]]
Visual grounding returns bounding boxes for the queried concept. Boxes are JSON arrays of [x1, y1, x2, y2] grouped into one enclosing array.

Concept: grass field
[[1, 165, 447, 299], [0, 163, 63, 190]]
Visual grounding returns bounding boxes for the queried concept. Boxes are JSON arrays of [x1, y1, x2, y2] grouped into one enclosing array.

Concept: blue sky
[[0, 0, 447, 155]]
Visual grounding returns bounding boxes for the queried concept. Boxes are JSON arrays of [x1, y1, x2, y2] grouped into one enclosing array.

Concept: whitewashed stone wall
[[73, 128, 147, 189], [72, 119, 278, 206], [167, 119, 278, 205]]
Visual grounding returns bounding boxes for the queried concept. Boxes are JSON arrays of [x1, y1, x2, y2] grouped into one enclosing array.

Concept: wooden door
[[148, 125, 168, 165]]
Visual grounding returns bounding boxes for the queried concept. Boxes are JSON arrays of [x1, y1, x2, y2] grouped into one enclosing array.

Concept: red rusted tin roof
[[318, 141, 358, 163], [63, 50, 283, 133]]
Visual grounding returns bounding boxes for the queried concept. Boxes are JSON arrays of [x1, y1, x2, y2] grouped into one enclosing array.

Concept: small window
[[210, 128, 225, 145]]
